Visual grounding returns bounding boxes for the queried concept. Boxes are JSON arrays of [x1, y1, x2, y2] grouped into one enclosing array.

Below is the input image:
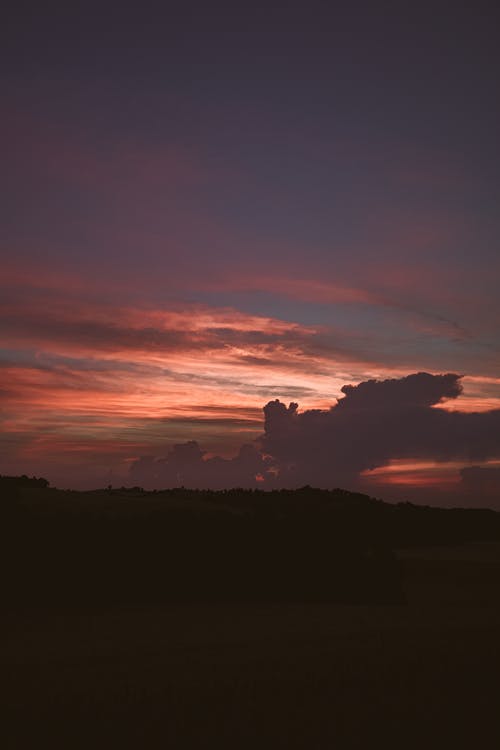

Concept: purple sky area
[[1, 4, 500, 505]]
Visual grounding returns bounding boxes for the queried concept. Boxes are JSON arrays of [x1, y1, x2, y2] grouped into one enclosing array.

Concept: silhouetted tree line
[[1, 477, 499, 611]]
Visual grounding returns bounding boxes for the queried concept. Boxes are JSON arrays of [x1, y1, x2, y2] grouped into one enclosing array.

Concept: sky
[[1, 3, 500, 504]]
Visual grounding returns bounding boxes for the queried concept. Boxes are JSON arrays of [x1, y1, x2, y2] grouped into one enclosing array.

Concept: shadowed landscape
[[2, 475, 500, 747]]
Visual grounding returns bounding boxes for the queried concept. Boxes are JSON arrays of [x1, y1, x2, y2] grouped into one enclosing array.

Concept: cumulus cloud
[[130, 441, 267, 490], [128, 372, 500, 497], [337, 372, 462, 409], [261, 373, 500, 487]]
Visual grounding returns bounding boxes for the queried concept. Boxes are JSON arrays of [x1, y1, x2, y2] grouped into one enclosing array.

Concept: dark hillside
[[2, 477, 500, 747], [2, 476, 500, 611]]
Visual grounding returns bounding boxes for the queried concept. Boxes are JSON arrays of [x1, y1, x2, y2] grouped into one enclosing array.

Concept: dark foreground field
[[1, 479, 500, 748]]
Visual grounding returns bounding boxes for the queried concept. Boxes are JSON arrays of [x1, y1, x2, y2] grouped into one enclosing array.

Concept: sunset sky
[[2, 5, 500, 503]]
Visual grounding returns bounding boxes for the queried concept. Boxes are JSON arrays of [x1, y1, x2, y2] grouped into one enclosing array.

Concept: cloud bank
[[130, 442, 267, 490], [261, 372, 478, 486], [129, 373, 500, 504]]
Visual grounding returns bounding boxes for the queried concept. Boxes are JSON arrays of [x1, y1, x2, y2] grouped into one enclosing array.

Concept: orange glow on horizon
[[3, 273, 500, 487], [362, 458, 500, 488]]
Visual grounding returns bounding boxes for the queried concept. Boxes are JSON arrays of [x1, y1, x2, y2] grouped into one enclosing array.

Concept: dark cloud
[[129, 373, 500, 499], [0, 315, 199, 353], [0, 349, 146, 374], [261, 373, 500, 487], [130, 442, 267, 490], [337, 372, 462, 410], [0, 309, 317, 358]]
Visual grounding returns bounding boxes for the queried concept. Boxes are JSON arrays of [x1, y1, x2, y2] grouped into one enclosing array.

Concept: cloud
[[337, 372, 462, 410], [5, 279, 500, 500], [0, 293, 318, 359], [130, 441, 266, 490], [126, 373, 500, 497], [261, 373, 500, 488]]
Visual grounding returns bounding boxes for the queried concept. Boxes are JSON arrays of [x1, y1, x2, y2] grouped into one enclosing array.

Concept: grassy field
[[2, 543, 500, 748]]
